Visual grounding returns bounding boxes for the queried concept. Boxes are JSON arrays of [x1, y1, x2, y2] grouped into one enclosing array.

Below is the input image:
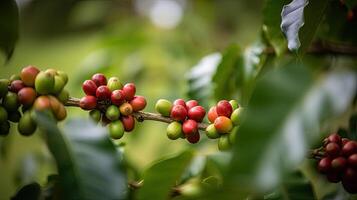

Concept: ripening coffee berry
[[188, 106, 206, 122], [8, 111, 21, 122], [57, 71, 68, 85], [331, 157, 347, 171], [205, 124, 220, 139], [18, 87, 37, 106], [229, 100, 239, 110], [91, 73, 107, 87], [171, 105, 188, 122], [121, 115, 135, 132], [96, 85, 111, 100], [318, 157, 332, 174], [122, 83, 136, 101], [327, 133, 341, 144], [186, 132, 200, 144], [230, 108, 243, 126], [106, 105, 120, 121], [18, 111, 37, 136], [218, 135, 231, 151], [55, 104, 67, 121], [111, 90, 125, 106], [57, 89, 69, 104], [0, 79, 9, 98], [214, 116, 233, 134], [186, 100, 198, 111], [216, 100, 233, 117], [33, 96, 51, 111], [79, 96, 97, 110], [9, 80, 25, 93], [35, 71, 55, 95], [342, 141, 357, 156], [119, 103, 133, 116], [107, 77, 123, 91], [109, 120, 125, 139], [20, 66, 40, 87], [53, 75, 66, 94], [49, 95, 61, 114], [207, 106, 218, 123], [325, 142, 341, 158], [348, 154, 357, 167], [167, 122, 183, 140], [89, 110, 101, 123], [155, 99, 173, 117], [3, 92, 19, 111], [173, 99, 186, 108], [0, 121, 10, 136], [182, 119, 198, 135], [0, 106, 8, 124], [130, 96, 147, 112]]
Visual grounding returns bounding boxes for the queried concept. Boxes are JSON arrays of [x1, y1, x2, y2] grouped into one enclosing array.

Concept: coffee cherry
[[342, 138, 349, 145], [18, 111, 37, 136], [228, 127, 238, 144], [182, 119, 198, 135], [82, 80, 97, 96], [20, 66, 40, 86], [343, 168, 357, 182], [0, 79, 9, 98], [121, 115, 135, 132], [173, 99, 186, 108], [8, 111, 21, 122], [186, 132, 200, 144], [10, 74, 21, 82], [318, 157, 332, 174], [96, 85, 111, 100], [91, 73, 107, 87], [170, 105, 187, 122], [45, 69, 58, 76], [55, 104, 67, 121], [89, 110, 101, 123], [218, 135, 231, 151], [118, 103, 132, 116], [106, 105, 120, 121], [57, 71, 68, 85], [327, 133, 341, 144], [331, 157, 347, 171], [155, 99, 173, 117], [18, 87, 36, 106], [111, 90, 125, 106], [53, 75, 66, 94], [0, 121, 10, 136], [325, 142, 340, 158], [57, 89, 69, 104], [167, 122, 183, 140], [35, 71, 55, 95], [9, 80, 25, 93], [229, 100, 239, 110], [34, 96, 51, 111], [342, 141, 357, 156], [0, 106, 8, 124], [327, 172, 341, 183], [107, 77, 123, 91], [230, 108, 243, 126], [188, 106, 206, 122], [205, 124, 220, 139], [348, 154, 357, 167], [207, 106, 218, 123], [109, 120, 125, 139], [49, 96, 61, 114], [79, 96, 97, 110], [130, 96, 147, 112], [214, 116, 233, 134], [3, 92, 19, 112], [186, 100, 198, 111], [122, 83, 136, 101], [342, 180, 357, 194], [216, 100, 233, 117]]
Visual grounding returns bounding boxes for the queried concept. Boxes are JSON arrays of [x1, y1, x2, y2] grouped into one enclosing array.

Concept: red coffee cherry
[[122, 83, 136, 101], [173, 99, 186, 108], [348, 154, 357, 167], [318, 157, 332, 174], [96, 85, 111, 100], [182, 119, 198, 135], [343, 168, 357, 182], [208, 106, 218, 123], [331, 157, 347, 171], [130, 96, 147, 112], [327, 133, 341, 144], [188, 106, 206, 122], [170, 105, 187, 122], [216, 100, 233, 117], [91, 73, 107, 87], [111, 90, 125, 106], [327, 172, 341, 183], [214, 116, 233, 134], [325, 142, 341, 158], [342, 141, 357, 156], [186, 132, 200, 144], [186, 100, 198, 111], [20, 66, 40, 86], [121, 115, 135, 132], [79, 96, 97, 110], [10, 80, 25, 93], [18, 87, 37, 106], [82, 80, 97, 96]]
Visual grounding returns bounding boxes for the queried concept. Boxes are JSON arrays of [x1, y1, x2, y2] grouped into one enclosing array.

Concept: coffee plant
[[1, 0, 357, 199]]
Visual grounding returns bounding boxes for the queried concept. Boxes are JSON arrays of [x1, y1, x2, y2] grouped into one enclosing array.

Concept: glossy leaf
[[137, 150, 194, 200], [0, 0, 19, 61], [34, 113, 127, 200]]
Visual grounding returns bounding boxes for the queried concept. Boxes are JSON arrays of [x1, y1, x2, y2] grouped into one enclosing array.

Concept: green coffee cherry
[[0, 106, 8, 124], [0, 121, 10, 136], [35, 71, 55, 95], [229, 100, 239, 110], [57, 89, 69, 104], [107, 77, 123, 91], [155, 99, 172, 117], [109, 120, 125, 139], [166, 121, 183, 140], [230, 107, 243, 126], [57, 71, 68, 84], [106, 105, 120, 121], [8, 110, 21, 122], [10, 74, 21, 82], [205, 124, 220, 139], [89, 110, 101, 123], [218, 135, 231, 151], [228, 126, 238, 144], [53, 75, 65, 94], [18, 111, 37, 136], [0, 79, 9, 98], [3, 92, 19, 112]]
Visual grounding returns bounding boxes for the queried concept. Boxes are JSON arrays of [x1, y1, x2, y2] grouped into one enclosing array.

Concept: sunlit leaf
[[0, 0, 19, 61]]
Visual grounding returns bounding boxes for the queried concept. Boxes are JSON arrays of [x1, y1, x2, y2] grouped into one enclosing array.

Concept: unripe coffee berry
[[216, 100, 233, 117], [107, 77, 123, 91], [228, 127, 238, 144], [205, 124, 220, 139], [207, 106, 218, 123], [3, 92, 19, 111], [182, 119, 198, 135], [155, 99, 173, 117], [96, 85, 111, 100], [230, 108, 243, 126], [0, 79, 9, 98], [342, 141, 357, 156], [82, 80, 97, 96], [186, 132, 200, 144], [20, 66, 40, 86], [188, 106, 206, 122], [325, 142, 340, 158], [18, 111, 37, 136], [173, 99, 186, 108], [10, 74, 21, 82], [35, 71, 55, 95], [109, 120, 125, 139], [318, 157, 332, 174], [79, 96, 97, 110], [122, 83, 136, 101], [130, 96, 147, 112], [89, 110, 101, 123], [218, 135, 231, 151], [106, 105, 120, 121], [167, 121, 183, 140], [121, 115, 135, 132], [8, 111, 21, 123], [0, 106, 8, 124], [53, 75, 65, 94], [229, 100, 239, 110], [0, 121, 10, 136], [9, 80, 25, 93], [57, 71, 68, 84], [91, 73, 107, 87], [18, 87, 37, 106], [45, 69, 57, 76], [57, 89, 69, 104], [119, 102, 133, 116], [214, 116, 233, 134], [170, 105, 187, 122], [186, 100, 198, 111], [34, 96, 51, 111]]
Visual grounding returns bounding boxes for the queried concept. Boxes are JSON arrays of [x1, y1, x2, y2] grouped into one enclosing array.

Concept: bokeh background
[[0, 0, 262, 198]]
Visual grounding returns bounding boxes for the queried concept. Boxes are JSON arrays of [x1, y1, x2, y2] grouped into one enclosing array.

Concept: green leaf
[[0, 0, 19, 61], [34, 112, 127, 200], [137, 150, 194, 200], [227, 62, 357, 192]]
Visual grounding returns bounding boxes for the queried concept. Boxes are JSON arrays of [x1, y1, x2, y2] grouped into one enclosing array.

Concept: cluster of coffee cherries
[[155, 99, 206, 144], [205, 100, 242, 151], [317, 133, 357, 193], [79, 73, 146, 139], [0, 66, 69, 136]]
